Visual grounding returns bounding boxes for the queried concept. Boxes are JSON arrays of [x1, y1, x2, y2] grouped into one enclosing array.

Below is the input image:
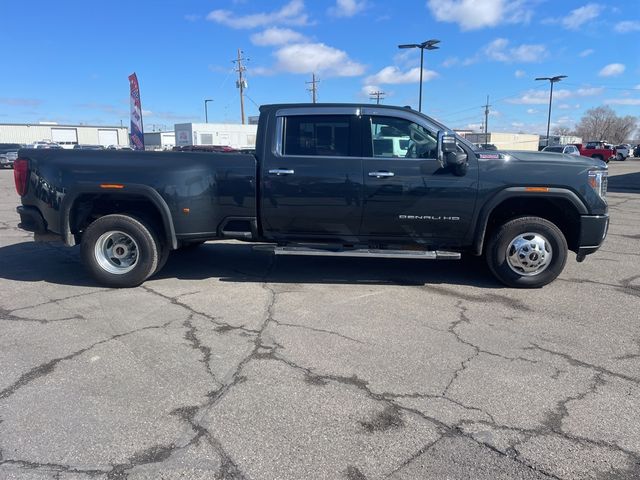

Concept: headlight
[[588, 170, 607, 199]]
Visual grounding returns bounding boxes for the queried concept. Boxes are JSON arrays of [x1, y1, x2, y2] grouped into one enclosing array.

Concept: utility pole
[[233, 49, 247, 125], [306, 73, 319, 103], [369, 90, 386, 104], [483, 95, 490, 145]]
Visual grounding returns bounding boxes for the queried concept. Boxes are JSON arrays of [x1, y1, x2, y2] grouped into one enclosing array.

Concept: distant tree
[[575, 106, 638, 144], [552, 126, 573, 136]]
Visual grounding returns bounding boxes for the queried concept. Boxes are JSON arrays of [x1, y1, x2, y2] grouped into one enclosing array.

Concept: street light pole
[[398, 39, 440, 112], [535, 75, 567, 147], [204, 99, 213, 123]]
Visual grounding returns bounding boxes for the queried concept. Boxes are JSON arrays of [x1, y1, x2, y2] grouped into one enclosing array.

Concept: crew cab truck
[[15, 104, 609, 288], [574, 142, 615, 163]]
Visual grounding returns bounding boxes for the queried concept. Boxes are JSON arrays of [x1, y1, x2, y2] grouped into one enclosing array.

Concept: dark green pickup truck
[[15, 103, 609, 288]]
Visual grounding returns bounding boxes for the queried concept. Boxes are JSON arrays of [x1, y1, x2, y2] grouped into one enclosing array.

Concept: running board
[[271, 246, 461, 260]]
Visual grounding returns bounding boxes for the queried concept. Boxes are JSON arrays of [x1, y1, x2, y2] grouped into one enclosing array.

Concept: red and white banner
[[128, 73, 145, 150]]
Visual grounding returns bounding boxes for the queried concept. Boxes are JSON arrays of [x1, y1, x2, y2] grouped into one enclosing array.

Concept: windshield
[[544, 146, 564, 153]]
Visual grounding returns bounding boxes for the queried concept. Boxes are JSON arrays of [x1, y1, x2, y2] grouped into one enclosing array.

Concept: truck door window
[[283, 115, 352, 156], [370, 116, 437, 159]]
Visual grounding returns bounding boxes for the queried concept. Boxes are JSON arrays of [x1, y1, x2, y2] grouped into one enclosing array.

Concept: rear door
[[359, 109, 478, 241], [260, 107, 363, 240]]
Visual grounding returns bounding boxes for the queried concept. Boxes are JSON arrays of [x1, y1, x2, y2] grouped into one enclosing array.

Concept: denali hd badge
[[399, 215, 460, 221]]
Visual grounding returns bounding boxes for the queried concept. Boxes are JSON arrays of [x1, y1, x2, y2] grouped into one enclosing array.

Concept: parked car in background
[[27, 141, 63, 149], [106, 145, 134, 150], [0, 143, 23, 169], [634, 145, 640, 157], [73, 144, 105, 150], [542, 144, 580, 156], [573, 142, 615, 163], [614, 145, 630, 161]]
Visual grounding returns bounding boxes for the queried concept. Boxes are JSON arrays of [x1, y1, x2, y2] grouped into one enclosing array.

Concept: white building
[[0, 123, 129, 148], [465, 132, 540, 151], [174, 123, 257, 150], [143, 131, 176, 151]]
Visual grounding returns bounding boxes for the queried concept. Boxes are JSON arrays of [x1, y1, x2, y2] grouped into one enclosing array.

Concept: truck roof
[[259, 103, 415, 112]]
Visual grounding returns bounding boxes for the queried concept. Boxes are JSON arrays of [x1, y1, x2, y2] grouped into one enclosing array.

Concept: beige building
[[0, 123, 129, 148], [465, 132, 540, 151]]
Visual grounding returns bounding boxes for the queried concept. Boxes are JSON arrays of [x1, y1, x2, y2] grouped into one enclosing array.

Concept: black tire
[[617, 153, 624, 161], [80, 214, 159, 288], [486, 216, 568, 288], [152, 240, 170, 276]]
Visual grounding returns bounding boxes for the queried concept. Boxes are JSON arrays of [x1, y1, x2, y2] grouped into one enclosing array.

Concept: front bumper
[[577, 214, 609, 256]]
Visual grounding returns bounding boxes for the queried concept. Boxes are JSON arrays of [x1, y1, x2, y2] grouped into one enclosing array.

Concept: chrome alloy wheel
[[94, 231, 140, 275], [506, 232, 553, 276]]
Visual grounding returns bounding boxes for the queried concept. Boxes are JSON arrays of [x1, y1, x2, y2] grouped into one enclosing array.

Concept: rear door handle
[[268, 169, 295, 176], [368, 171, 395, 178]]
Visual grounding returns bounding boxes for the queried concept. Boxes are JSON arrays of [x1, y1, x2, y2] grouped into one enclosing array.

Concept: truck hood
[[498, 150, 607, 169]]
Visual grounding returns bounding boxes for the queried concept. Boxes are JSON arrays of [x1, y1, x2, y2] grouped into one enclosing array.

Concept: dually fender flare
[[471, 187, 589, 255], [60, 183, 178, 249]]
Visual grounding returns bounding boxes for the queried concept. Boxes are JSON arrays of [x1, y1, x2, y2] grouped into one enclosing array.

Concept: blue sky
[[1, 0, 639, 134]]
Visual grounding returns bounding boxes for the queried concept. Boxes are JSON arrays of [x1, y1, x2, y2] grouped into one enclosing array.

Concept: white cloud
[[605, 98, 640, 105], [614, 20, 640, 33], [579, 48, 594, 57], [575, 87, 604, 96], [250, 27, 306, 46], [365, 66, 438, 85], [468, 38, 546, 64], [526, 108, 538, 114], [635, 84, 640, 90], [274, 43, 365, 76], [329, 0, 366, 17], [508, 87, 602, 105], [207, 0, 309, 29], [361, 84, 381, 98], [562, 3, 603, 30], [442, 57, 459, 68], [515, 69, 526, 78], [427, 0, 533, 30], [598, 63, 625, 77]]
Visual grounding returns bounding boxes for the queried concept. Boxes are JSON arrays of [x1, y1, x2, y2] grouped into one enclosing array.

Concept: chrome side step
[[270, 246, 461, 260]]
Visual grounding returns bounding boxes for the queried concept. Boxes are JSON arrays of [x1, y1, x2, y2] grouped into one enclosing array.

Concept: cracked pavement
[[1, 161, 639, 479]]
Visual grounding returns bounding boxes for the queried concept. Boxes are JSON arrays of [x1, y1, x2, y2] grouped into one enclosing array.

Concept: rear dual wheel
[[81, 214, 168, 288], [486, 216, 568, 288]]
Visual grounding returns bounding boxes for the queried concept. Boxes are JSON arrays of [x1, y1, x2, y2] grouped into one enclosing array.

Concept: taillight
[[14, 158, 29, 196]]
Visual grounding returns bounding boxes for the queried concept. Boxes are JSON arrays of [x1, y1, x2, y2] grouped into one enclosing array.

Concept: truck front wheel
[[486, 216, 568, 288], [81, 214, 159, 288]]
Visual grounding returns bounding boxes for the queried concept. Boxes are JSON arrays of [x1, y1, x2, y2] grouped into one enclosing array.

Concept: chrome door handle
[[368, 171, 395, 178], [268, 169, 295, 176]]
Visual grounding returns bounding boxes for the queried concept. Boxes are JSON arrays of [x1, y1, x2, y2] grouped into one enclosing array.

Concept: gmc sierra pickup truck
[[15, 103, 609, 288]]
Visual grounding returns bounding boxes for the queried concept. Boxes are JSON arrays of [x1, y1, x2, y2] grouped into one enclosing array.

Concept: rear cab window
[[283, 115, 354, 157]]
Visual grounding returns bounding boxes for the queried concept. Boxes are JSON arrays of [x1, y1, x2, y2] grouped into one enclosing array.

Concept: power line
[[306, 73, 319, 103], [369, 90, 386, 104]]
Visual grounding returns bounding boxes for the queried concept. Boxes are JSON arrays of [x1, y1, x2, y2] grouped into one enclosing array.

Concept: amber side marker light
[[525, 187, 549, 192], [100, 184, 125, 189]]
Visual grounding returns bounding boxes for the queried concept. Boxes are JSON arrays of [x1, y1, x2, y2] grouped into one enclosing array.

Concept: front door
[[260, 110, 363, 240], [360, 113, 478, 242]]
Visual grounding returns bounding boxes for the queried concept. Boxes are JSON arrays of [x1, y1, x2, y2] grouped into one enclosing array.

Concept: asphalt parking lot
[[0, 159, 639, 479]]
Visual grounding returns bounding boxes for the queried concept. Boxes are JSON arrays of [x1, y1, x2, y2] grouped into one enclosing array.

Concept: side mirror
[[437, 131, 468, 176]]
